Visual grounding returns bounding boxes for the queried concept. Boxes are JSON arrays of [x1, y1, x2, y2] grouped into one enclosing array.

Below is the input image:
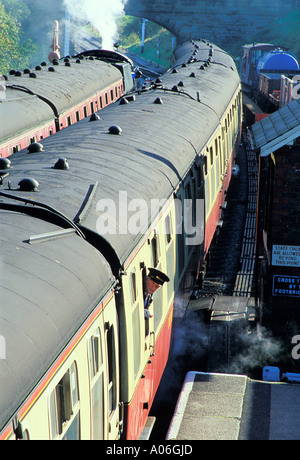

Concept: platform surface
[[166, 371, 300, 440]]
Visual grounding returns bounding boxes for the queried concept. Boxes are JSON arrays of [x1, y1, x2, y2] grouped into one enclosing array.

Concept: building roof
[[248, 98, 300, 156]]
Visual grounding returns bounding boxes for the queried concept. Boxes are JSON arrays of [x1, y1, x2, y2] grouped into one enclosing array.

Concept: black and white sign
[[272, 275, 300, 298]]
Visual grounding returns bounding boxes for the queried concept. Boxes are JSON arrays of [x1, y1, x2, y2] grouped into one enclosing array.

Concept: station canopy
[[248, 98, 300, 157]]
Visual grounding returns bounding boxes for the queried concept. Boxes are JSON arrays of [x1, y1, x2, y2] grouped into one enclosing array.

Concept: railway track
[[233, 131, 258, 297]]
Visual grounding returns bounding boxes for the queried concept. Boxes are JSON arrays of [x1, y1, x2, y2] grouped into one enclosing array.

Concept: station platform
[[166, 370, 300, 440]]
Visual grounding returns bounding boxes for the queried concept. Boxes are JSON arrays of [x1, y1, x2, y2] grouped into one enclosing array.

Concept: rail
[[233, 131, 258, 297]]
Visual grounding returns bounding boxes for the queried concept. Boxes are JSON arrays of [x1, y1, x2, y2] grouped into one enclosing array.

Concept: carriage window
[[107, 325, 117, 414], [204, 156, 208, 175], [88, 328, 105, 440], [130, 271, 137, 305], [132, 303, 141, 378], [50, 362, 80, 439], [215, 138, 218, 156], [151, 236, 159, 267], [164, 214, 172, 244]]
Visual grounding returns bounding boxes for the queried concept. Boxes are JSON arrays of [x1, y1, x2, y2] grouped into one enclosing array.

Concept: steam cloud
[[63, 0, 127, 50]]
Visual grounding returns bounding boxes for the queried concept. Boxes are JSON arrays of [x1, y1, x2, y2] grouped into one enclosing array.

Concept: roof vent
[[178, 81, 184, 87], [41, 62, 47, 67], [29, 72, 37, 78], [89, 56, 94, 60], [76, 59, 81, 64], [65, 62, 71, 67], [9, 70, 16, 75], [53, 158, 69, 170], [108, 125, 122, 135], [18, 178, 39, 192], [52, 59, 59, 66], [89, 113, 101, 121], [35, 65, 42, 71], [119, 97, 129, 105], [48, 67, 55, 72], [0, 158, 11, 170], [171, 85, 179, 92], [190, 72, 196, 77], [23, 68, 30, 74], [15, 71, 22, 77], [27, 142, 44, 153], [153, 97, 163, 104], [182, 63, 187, 68], [172, 68, 178, 74]]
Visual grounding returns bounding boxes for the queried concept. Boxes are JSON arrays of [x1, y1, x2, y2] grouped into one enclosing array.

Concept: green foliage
[[117, 15, 175, 69], [0, 0, 37, 74], [252, 10, 300, 62]]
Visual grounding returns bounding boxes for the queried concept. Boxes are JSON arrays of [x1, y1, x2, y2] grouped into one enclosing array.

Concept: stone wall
[[125, 0, 297, 52]]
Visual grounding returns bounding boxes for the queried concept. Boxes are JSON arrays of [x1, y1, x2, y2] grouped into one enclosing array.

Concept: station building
[[248, 98, 300, 326]]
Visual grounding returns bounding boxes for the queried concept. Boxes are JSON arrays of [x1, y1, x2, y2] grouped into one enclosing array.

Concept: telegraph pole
[[141, 18, 148, 53]]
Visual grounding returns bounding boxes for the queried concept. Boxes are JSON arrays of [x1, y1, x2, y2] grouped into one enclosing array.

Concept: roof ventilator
[[119, 97, 129, 105], [27, 142, 44, 154], [108, 125, 122, 135], [0, 158, 11, 170], [153, 97, 163, 104], [89, 113, 101, 121], [18, 178, 39, 192], [53, 158, 69, 170]]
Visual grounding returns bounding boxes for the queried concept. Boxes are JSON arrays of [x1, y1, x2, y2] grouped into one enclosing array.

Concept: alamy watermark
[[0, 335, 6, 360], [0, 76, 6, 101], [96, 192, 204, 246]]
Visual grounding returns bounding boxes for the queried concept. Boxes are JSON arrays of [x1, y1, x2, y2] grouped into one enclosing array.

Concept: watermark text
[[96, 192, 204, 246]]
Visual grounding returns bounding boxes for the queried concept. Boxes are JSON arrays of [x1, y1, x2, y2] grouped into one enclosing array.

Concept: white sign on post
[[272, 245, 300, 267]]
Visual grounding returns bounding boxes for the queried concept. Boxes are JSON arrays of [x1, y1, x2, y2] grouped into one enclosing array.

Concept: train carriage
[[0, 51, 134, 158], [0, 40, 242, 440]]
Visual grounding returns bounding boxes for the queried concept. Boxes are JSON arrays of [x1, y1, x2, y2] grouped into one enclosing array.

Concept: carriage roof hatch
[[248, 98, 300, 157]]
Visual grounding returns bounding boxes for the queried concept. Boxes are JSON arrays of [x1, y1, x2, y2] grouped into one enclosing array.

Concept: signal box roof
[[248, 98, 300, 156]]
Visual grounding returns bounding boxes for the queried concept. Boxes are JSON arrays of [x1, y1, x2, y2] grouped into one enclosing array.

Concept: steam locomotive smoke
[[63, 0, 127, 50]]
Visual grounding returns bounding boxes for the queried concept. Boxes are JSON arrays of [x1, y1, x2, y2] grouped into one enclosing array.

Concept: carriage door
[[88, 299, 120, 440], [103, 303, 120, 440]]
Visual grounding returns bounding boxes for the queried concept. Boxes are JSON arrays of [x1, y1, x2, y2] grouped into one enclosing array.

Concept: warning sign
[[272, 275, 300, 298], [272, 245, 300, 268]]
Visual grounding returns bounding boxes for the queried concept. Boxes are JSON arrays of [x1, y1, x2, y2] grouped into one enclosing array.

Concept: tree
[[0, 0, 37, 74]]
